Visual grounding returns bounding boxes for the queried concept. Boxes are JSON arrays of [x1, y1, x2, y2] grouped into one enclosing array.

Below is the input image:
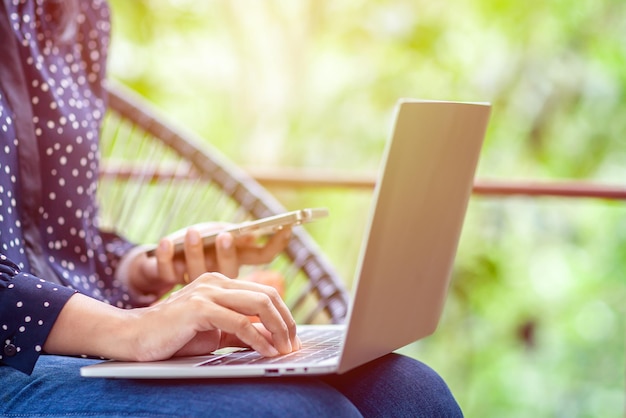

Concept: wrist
[[44, 293, 142, 361], [115, 245, 153, 290], [115, 244, 159, 304]]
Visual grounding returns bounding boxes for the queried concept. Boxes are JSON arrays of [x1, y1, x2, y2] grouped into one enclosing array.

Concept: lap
[[324, 353, 463, 417], [0, 354, 462, 418]]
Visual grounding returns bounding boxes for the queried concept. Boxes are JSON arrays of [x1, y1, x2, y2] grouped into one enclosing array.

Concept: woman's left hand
[[126, 224, 292, 301]]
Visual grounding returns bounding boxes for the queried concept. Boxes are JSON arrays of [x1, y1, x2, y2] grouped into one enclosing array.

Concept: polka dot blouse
[[0, 0, 139, 374]]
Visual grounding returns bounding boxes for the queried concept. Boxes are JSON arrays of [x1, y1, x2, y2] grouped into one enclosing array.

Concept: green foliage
[[106, 1, 626, 416]]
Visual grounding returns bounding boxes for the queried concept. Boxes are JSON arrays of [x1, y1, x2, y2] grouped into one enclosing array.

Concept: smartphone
[[145, 208, 329, 257]]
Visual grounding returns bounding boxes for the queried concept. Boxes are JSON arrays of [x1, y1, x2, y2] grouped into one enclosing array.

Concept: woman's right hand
[[128, 271, 301, 360], [43, 272, 301, 361]]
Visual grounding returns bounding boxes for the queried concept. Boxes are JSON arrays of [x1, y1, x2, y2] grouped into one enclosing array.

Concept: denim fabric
[[322, 353, 464, 417], [0, 353, 462, 417]]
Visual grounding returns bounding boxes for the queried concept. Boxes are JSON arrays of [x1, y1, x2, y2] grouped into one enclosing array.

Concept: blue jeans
[[0, 353, 462, 417]]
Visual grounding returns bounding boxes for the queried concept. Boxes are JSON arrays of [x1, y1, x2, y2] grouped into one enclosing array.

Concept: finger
[[237, 227, 292, 265], [202, 304, 280, 357], [220, 322, 273, 348], [233, 233, 256, 246], [200, 273, 299, 352], [173, 330, 223, 357], [216, 288, 292, 354], [215, 232, 239, 278], [155, 238, 178, 287], [208, 273, 297, 354], [184, 228, 207, 280]]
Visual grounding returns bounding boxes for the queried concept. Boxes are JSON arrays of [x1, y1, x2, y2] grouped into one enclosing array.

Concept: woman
[[0, 1, 463, 416]]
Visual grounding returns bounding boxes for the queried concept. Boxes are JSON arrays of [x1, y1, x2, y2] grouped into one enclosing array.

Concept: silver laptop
[[81, 99, 491, 379]]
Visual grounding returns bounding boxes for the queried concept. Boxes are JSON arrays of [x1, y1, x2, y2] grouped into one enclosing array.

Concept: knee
[[328, 353, 463, 417], [376, 354, 463, 417]]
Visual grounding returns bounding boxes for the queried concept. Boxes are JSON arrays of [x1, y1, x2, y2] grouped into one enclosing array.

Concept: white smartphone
[[145, 208, 329, 257]]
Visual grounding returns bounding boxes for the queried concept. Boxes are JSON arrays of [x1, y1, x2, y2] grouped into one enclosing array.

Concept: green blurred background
[[105, 1, 625, 416]]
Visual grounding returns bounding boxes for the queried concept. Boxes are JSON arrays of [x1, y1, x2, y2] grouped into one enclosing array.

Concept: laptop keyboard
[[200, 327, 343, 367]]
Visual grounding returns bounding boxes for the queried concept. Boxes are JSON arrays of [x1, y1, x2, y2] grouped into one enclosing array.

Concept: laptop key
[[201, 328, 344, 367]]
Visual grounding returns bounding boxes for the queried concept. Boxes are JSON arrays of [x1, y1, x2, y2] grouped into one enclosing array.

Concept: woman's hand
[[130, 272, 300, 359], [125, 224, 292, 300], [44, 273, 301, 361]]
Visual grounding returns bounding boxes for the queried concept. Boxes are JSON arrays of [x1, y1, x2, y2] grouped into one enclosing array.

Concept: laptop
[[81, 99, 491, 379]]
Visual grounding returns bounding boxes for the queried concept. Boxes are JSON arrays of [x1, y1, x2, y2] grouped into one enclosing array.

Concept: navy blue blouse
[[0, 0, 138, 374]]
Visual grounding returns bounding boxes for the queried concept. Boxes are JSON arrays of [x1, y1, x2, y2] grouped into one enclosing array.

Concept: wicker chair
[[97, 82, 349, 325]]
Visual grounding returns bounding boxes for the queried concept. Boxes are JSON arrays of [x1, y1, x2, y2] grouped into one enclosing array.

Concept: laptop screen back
[[338, 100, 491, 373]]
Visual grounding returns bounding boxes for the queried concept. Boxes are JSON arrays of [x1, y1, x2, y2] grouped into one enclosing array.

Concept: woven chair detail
[[98, 83, 349, 324]]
